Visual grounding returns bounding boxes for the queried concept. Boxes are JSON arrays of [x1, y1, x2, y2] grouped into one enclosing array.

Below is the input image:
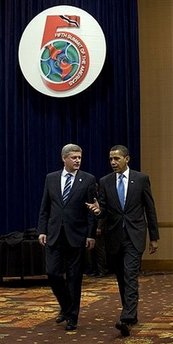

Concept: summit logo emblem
[[39, 15, 89, 91], [18, 6, 106, 98]]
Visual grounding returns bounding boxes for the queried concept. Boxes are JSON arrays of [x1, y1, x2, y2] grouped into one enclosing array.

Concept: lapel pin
[[79, 178, 82, 182], [131, 180, 134, 183]]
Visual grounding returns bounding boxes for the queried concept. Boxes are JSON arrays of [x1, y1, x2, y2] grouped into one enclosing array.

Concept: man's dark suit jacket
[[38, 169, 97, 247], [99, 169, 159, 254]]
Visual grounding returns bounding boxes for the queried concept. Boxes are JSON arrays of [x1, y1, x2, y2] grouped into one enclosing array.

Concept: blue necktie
[[63, 173, 72, 203], [117, 174, 125, 208]]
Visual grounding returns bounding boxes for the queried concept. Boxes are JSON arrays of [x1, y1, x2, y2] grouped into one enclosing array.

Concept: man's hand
[[86, 238, 95, 250], [38, 234, 47, 246], [85, 198, 101, 215], [149, 240, 158, 254]]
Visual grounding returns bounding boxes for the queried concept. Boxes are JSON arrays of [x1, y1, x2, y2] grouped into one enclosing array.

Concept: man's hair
[[61, 143, 82, 157], [110, 145, 129, 157]]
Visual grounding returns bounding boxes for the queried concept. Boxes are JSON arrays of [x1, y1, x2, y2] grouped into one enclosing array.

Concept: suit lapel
[[106, 173, 121, 207], [55, 171, 64, 205], [124, 170, 136, 208]]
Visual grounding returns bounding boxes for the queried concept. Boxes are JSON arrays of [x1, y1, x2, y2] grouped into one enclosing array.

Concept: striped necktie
[[117, 174, 125, 208], [63, 173, 72, 203]]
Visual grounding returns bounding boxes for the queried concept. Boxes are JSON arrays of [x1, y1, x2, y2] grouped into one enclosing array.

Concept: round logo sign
[[18, 6, 106, 97]]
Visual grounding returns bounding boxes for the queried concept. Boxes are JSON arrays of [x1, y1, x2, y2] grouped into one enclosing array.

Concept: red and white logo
[[18, 6, 106, 97]]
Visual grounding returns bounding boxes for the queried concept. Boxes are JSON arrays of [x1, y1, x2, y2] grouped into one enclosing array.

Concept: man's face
[[62, 151, 82, 172], [109, 150, 129, 173]]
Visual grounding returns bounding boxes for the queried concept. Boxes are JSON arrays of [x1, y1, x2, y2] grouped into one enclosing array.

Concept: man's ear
[[126, 155, 130, 164]]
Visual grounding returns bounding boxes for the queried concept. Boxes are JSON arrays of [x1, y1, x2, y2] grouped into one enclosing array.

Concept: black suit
[[99, 169, 159, 322], [38, 169, 97, 323]]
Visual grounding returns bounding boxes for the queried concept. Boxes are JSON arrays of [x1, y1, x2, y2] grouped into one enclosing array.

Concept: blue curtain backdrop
[[0, 0, 140, 234]]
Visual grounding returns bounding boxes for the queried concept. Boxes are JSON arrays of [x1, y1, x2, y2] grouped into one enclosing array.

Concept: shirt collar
[[117, 167, 129, 180], [62, 169, 77, 177]]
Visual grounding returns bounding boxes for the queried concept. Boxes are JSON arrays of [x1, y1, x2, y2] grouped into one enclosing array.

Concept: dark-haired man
[[86, 145, 159, 336]]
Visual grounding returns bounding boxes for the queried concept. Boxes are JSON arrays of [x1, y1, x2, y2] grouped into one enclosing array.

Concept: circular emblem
[[18, 6, 106, 97], [39, 33, 89, 91]]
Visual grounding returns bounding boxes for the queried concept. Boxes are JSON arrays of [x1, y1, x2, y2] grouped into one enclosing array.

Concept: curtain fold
[[0, 0, 140, 234]]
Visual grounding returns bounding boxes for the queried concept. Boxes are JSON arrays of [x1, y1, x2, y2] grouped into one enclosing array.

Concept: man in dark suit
[[38, 143, 97, 331], [86, 145, 159, 337]]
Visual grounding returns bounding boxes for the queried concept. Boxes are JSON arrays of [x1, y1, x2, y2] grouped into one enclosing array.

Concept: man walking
[[38, 143, 97, 331], [86, 145, 159, 336]]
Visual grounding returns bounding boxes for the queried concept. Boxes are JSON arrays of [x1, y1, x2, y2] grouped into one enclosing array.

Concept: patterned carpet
[[0, 273, 173, 343]]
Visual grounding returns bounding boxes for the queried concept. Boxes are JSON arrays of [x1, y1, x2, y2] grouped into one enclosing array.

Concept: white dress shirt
[[61, 169, 76, 194]]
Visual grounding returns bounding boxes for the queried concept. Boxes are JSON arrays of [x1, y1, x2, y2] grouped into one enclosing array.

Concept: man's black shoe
[[56, 312, 66, 323], [115, 321, 131, 337], [130, 318, 138, 325], [65, 320, 77, 331]]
